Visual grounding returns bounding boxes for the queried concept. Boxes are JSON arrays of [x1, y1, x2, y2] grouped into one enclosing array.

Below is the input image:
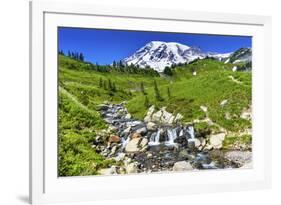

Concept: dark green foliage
[[108, 79, 112, 90], [67, 50, 85, 62], [167, 87, 171, 99], [103, 80, 107, 90], [236, 61, 252, 71], [163, 67, 173, 76], [154, 80, 163, 101], [59, 50, 65, 55], [144, 95, 150, 108], [140, 82, 146, 95], [79, 53, 84, 61], [112, 82, 116, 92], [99, 77, 103, 88]]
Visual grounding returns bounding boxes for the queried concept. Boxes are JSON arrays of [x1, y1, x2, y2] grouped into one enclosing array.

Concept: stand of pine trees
[[66, 50, 85, 61]]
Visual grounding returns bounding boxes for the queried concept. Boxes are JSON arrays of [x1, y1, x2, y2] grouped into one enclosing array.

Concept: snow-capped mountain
[[122, 41, 251, 72], [123, 41, 206, 72], [224, 48, 252, 64]]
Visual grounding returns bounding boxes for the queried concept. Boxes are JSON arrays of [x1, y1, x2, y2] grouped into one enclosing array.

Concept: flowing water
[[98, 103, 224, 172]]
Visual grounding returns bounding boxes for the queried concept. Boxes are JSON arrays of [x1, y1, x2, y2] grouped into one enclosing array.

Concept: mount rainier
[[122, 41, 251, 72]]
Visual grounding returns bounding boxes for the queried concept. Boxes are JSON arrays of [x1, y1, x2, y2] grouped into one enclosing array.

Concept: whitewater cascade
[[165, 128, 178, 145], [148, 129, 161, 146], [186, 126, 195, 142]]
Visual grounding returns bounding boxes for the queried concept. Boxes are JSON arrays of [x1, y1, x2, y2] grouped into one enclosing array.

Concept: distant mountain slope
[[224, 48, 252, 64], [122, 41, 252, 72]]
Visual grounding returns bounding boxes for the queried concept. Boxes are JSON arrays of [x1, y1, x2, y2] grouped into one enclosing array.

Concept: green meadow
[[58, 54, 252, 176]]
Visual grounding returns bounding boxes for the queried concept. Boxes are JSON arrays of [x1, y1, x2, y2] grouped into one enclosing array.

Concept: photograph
[[58, 27, 252, 177]]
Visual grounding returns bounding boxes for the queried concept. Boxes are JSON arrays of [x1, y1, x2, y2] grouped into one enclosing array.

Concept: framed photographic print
[[30, 0, 272, 204]]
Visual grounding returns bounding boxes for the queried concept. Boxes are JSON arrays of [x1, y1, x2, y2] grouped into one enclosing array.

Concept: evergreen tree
[[154, 80, 162, 101], [163, 67, 173, 76], [70, 52, 73, 58], [144, 95, 150, 108], [79, 53, 84, 61], [59, 50, 64, 55], [112, 82, 116, 92], [140, 82, 146, 95], [167, 87, 171, 99], [99, 78, 103, 88], [119, 60, 124, 68], [103, 80, 107, 90], [108, 79, 112, 91], [112, 60, 117, 67]]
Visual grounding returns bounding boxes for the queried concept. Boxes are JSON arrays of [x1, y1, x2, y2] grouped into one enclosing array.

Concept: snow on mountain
[[123, 41, 205, 72], [122, 41, 251, 72], [226, 48, 252, 64], [207, 52, 233, 61]]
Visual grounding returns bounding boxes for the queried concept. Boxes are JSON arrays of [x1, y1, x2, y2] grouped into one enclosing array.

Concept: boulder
[[224, 151, 252, 167], [125, 138, 141, 152], [131, 132, 142, 139], [198, 137, 206, 147], [220, 99, 228, 107], [123, 126, 131, 134], [125, 113, 131, 119], [173, 161, 193, 171], [140, 138, 148, 147], [114, 153, 126, 161], [194, 138, 201, 148], [160, 107, 174, 124], [147, 122, 157, 131], [174, 113, 183, 122], [178, 149, 189, 159], [240, 107, 252, 120], [151, 110, 162, 122], [209, 133, 226, 149], [147, 153, 153, 158], [144, 105, 155, 122], [109, 145, 117, 156], [125, 136, 148, 153], [108, 135, 120, 144], [98, 166, 117, 175], [144, 106, 182, 125], [200, 105, 208, 113], [136, 127, 147, 135], [125, 162, 139, 174]]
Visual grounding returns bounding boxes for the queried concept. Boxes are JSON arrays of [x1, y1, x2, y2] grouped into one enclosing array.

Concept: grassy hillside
[[58, 54, 252, 176]]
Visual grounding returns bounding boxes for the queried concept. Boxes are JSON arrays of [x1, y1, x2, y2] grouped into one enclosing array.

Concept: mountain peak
[[122, 41, 251, 72], [123, 41, 203, 72]]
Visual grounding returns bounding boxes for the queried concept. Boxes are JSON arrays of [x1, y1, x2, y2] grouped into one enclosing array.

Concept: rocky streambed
[[93, 102, 252, 175]]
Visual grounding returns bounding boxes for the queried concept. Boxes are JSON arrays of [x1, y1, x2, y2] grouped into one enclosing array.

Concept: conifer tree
[[108, 79, 112, 91], [103, 80, 107, 90], [140, 82, 146, 95], [112, 82, 116, 92], [154, 80, 162, 101], [167, 87, 171, 99], [99, 78, 103, 88], [79, 53, 84, 61], [144, 95, 150, 108]]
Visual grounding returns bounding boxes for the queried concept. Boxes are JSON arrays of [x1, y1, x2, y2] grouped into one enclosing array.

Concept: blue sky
[[58, 27, 252, 65]]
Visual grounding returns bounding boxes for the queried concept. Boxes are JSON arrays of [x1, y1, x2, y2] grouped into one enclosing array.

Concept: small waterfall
[[165, 128, 177, 145], [148, 129, 161, 146], [186, 126, 195, 142]]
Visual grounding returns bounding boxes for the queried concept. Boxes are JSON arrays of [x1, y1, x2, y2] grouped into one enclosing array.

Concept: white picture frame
[[30, 0, 272, 204]]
